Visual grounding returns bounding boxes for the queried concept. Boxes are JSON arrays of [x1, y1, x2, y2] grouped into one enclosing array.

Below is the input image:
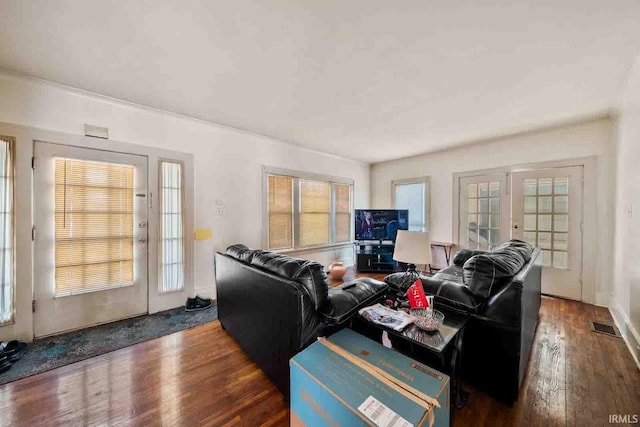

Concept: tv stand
[[354, 241, 406, 273]]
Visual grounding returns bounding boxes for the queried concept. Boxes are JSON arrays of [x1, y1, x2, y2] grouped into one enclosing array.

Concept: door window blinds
[[160, 161, 184, 293], [0, 138, 14, 324], [55, 158, 134, 296]]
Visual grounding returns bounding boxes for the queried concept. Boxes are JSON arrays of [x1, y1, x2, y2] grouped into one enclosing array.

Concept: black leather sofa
[[386, 240, 542, 404], [214, 244, 388, 397]]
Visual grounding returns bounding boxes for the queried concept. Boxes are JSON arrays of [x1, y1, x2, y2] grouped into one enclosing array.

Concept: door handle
[[137, 238, 147, 243]]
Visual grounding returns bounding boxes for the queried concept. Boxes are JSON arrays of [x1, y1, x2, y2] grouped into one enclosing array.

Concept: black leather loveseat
[[386, 240, 542, 404], [215, 244, 388, 397]]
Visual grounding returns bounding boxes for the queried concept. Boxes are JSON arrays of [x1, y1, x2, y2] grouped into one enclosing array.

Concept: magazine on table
[[358, 303, 414, 331]]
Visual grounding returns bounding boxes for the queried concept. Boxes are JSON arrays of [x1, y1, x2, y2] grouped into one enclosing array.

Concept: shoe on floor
[[195, 296, 211, 305], [1, 340, 27, 363], [0, 353, 12, 374], [186, 297, 212, 312]]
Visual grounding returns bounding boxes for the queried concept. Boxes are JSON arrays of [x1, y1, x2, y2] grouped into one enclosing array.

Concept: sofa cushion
[[249, 251, 329, 310], [420, 277, 483, 314], [433, 265, 465, 284], [463, 240, 534, 298], [452, 249, 487, 267], [320, 278, 388, 325]]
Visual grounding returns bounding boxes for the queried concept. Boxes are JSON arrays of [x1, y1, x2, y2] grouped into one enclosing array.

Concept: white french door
[[512, 167, 583, 300], [33, 142, 149, 337], [458, 173, 510, 251]]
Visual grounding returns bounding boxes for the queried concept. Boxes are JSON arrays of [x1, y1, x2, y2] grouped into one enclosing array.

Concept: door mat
[[0, 303, 217, 386], [590, 321, 620, 338]]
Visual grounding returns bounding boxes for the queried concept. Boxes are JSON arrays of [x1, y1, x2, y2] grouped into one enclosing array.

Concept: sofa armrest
[[320, 278, 388, 325]]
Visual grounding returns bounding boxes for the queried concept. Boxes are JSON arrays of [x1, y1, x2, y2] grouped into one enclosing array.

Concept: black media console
[[354, 241, 406, 273]]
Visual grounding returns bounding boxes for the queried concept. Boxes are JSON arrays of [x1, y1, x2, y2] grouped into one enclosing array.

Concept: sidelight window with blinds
[[0, 137, 14, 325], [159, 161, 184, 293], [55, 158, 134, 296], [266, 170, 352, 250]]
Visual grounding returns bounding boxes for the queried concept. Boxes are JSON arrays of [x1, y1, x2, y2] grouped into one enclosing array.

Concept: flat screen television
[[354, 209, 409, 241]]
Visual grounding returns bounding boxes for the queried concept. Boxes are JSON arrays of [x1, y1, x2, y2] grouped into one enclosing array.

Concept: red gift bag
[[406, 278, 430, 309]]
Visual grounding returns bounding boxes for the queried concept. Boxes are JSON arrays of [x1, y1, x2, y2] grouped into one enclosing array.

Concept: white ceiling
[[1, 0, 640, 163]]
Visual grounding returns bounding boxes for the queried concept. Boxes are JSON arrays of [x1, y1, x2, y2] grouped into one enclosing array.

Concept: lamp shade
[[393, 230, 432, 265]]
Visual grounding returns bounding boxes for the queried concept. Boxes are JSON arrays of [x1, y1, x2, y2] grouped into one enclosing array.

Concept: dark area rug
[[0, 303, 218, 385]]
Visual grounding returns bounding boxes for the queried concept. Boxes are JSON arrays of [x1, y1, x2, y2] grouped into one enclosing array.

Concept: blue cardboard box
[[290, 328, 449, 427]]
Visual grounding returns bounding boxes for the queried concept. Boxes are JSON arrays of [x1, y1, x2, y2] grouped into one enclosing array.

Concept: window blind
[[55, 158, 134, 296], [160, 161, 184, 293], [0, 138, 14, 324], [334, 183, 351, 242], [300, 180, 330, 247], [267, 175, 293, 249]]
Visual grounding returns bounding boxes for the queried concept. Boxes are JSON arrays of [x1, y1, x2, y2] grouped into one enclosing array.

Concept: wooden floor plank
[[0, 297, 638, 426]]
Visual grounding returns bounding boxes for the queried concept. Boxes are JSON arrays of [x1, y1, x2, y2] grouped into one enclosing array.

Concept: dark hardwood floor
[[0, 296, 638, 426]]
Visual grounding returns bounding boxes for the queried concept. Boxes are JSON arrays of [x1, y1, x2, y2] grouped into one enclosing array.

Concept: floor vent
[[591, 321, 620, 338]]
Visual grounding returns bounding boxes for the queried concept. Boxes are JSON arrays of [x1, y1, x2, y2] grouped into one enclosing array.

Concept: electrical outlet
[[215, 207, 226, 216]]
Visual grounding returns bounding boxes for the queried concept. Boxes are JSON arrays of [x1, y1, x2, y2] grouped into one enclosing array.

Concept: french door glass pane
[[521, 176, 570, 268], [467, 181, 500, 250]]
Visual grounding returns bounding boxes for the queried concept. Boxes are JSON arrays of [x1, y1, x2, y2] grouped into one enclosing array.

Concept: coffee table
[[352, 306, 470, 424]]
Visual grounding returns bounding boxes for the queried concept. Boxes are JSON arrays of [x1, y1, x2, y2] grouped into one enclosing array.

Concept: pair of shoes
[[0, 354, 11, 374], [0, 340, 28, 374], [185, 295, 212, 312]]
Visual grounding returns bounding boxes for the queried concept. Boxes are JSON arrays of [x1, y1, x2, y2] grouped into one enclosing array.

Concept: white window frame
[[391, 176, 431, 233], [158, 159, 186, 294], [262, 166, 354, 251]]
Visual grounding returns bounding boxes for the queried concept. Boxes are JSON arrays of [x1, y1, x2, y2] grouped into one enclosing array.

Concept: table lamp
[[393, 230, 432, 291]]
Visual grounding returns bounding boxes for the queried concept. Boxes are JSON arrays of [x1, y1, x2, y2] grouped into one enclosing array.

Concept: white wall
[[371, 118, 616, 305], [0, 71, 369, 340], [611, 55, 640, 366]]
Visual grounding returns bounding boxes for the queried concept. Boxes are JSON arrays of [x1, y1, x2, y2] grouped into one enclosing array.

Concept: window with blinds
[[160, 161, 184, 293], [334, 183, 351, 242], [300, 180, 331, 247], [0, 137, 14, 325], [55, 158, 134, 296], [267, 175, 293, 250], [266, 170, 352, 250]]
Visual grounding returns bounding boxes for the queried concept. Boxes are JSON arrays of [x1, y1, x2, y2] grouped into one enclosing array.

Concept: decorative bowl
[[410, 308, 445, 331]]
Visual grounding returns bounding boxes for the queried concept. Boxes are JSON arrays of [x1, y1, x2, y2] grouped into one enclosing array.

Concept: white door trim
[[0, 121, 194, 343]]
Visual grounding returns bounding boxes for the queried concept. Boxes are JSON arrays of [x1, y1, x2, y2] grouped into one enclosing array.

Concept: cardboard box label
[[358, 395, 413, 427]]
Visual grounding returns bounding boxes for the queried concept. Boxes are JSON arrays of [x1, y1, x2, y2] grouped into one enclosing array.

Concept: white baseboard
[[609, 304, 640, 371], [594, 291, 610, 307]]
